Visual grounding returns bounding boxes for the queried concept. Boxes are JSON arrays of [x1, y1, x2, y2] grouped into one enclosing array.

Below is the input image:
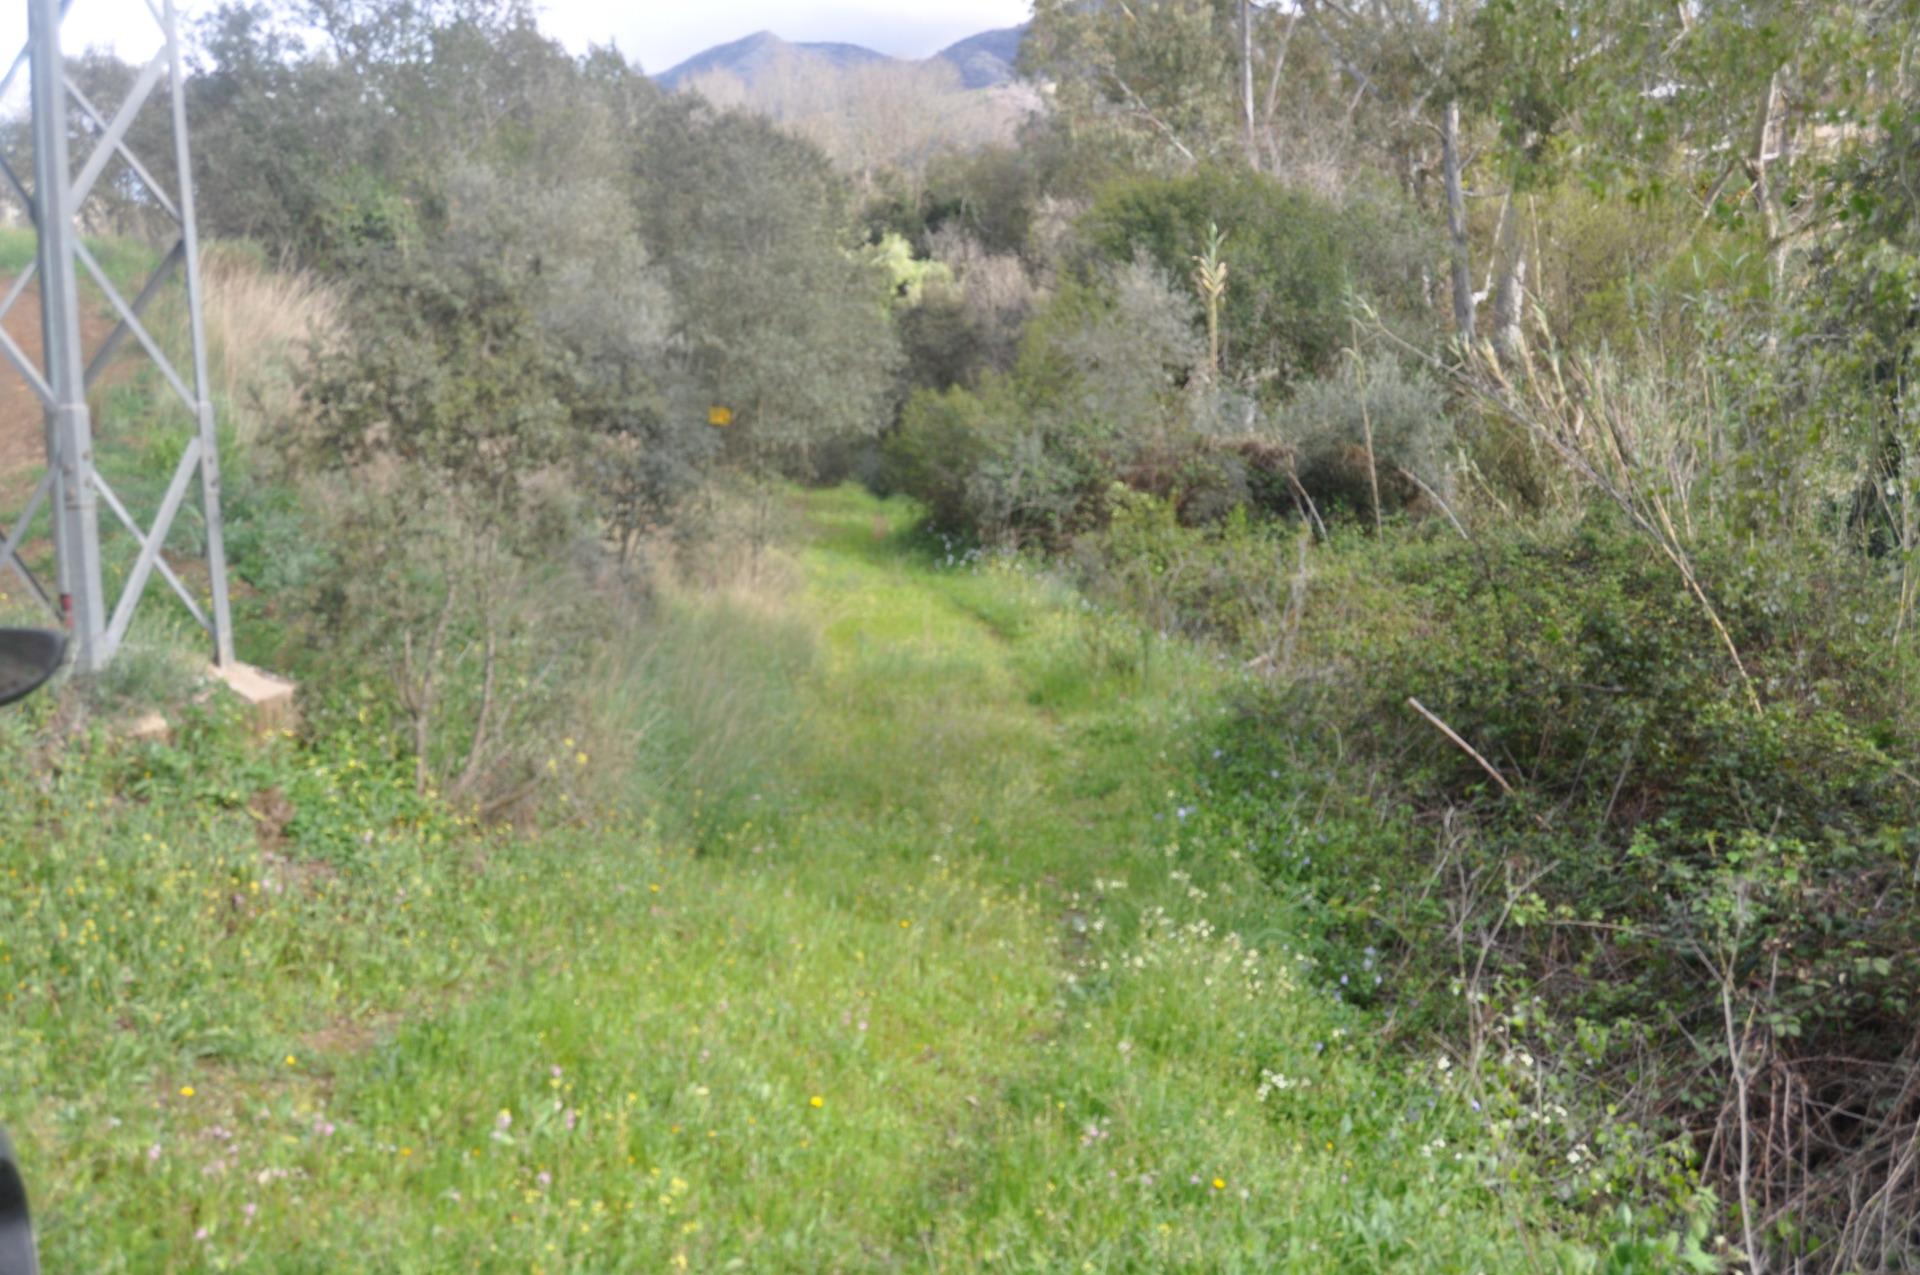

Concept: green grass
[[0, 227, 35, 276], [0, 226, 160, 295], [1, 485, 1622, 1271]]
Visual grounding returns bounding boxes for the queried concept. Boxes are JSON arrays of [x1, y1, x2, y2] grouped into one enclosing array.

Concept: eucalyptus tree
[[1024, 0, 1245, 170]]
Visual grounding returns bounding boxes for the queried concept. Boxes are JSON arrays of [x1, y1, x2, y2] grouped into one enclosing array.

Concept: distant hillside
[[656, 31, 892, 90], [935, 26, 1026, 90], [657, 25, 1029, 93]]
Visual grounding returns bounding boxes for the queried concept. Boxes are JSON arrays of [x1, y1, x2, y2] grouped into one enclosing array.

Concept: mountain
[[934, 26, 1026, 90], [656, 31, 892, 90], [655, 26, 1030, 93]]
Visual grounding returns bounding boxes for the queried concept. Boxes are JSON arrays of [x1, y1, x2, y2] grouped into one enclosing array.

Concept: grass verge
[[2, 485, 1645, 1270]]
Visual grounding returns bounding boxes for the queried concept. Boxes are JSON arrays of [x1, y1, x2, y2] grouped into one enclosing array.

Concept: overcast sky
[[1, 2, 1035, 81], [546, 3, 1035, 76]]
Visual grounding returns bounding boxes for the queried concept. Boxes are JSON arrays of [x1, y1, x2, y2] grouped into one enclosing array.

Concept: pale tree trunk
[[1750, 70, 1791, 352], [1490, 192, 1527, 363], [1442, 97, 1476, 342], [1256, 8, 1299, 175], [1241, 0, 1257, 165]]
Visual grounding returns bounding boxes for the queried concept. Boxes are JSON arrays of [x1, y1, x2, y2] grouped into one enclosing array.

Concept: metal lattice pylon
[[0, 0, 233, 674]]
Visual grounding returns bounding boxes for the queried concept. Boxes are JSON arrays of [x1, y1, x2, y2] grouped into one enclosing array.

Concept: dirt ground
[[0, 277, 120, 495], [0, 280, 51, 483]]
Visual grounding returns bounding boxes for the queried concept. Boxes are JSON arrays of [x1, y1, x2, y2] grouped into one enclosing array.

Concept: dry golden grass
[[199, 244, 343, 450]]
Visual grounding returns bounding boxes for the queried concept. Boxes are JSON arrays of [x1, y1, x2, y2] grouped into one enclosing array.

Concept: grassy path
[[14, 487, 1578, 1271], [345, 487, 1566, 1272]]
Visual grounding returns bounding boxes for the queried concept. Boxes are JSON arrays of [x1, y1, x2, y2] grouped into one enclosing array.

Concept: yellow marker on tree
[[707, 406, 733, 428]]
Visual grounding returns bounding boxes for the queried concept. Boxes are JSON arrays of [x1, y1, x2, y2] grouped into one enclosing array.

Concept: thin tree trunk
[[1442, 98, 1476, 342], [1491, 191, 1527, 363], [404, 579, 461, 796], [1750, 70, 1790, 353], [455, 615, 500, 799], [1360, 367, 1384, 533], [1258, 8, 1299, 173], [1241, 0, 1257, 165]]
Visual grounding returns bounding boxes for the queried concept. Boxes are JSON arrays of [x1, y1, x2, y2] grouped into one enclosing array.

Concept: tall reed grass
[[199, 244, 342, 451]]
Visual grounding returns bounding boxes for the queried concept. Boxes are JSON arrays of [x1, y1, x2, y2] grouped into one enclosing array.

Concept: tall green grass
[[0, 226, 35, 275], [0, 226, 160, 297], [0, 485, 1670, 1270]]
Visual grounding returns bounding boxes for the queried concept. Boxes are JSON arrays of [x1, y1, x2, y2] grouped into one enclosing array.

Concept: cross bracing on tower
[[0, 0, 234, 675]]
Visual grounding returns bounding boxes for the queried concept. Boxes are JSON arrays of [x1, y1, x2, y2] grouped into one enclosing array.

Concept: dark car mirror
[[0, 1087, 37, 1275], [0, 629, 63, 1275], [0, 629, 66, 708]]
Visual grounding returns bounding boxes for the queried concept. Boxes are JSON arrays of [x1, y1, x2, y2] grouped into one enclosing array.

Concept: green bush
[[885, 258, 1206, 541], [1527, 183, 1769, 358], [1319, 510, 1912, 844], [1085, 500, 1920, 1252], [1278, 356, 1452, 520], [965, 427, 1091, 540], [883, 385, 1000, 532], [892, 227, 1041, 394], [895, 289, 985, 394], [1079, 166, 1432, 389], [919, 144, 1041, 258], [1071, 488, 1306, 653]]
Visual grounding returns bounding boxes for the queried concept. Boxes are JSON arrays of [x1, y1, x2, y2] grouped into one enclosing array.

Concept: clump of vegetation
[[1165, 508, 1920, 1259], [1276, 355, 1451, 522], [885, 256, 1207, 542], [1079, 167, 1432, 388]]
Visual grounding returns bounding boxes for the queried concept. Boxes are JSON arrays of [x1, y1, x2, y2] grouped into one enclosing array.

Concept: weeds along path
[[321, 486, 1570, 1271], [14, 487, 1580, 1271]]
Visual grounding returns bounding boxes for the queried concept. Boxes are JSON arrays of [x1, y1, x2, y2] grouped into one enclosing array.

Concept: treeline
[[25, 0, 910, 813]]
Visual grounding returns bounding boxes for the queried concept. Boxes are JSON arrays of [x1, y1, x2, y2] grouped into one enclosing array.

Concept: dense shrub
[[300, 245, 571, 508], [884, 385, 1002, 531], [1070, 489, 1309, 654], [1079, 166, 1432, 389], [895, 290, 993, 395], [884, 257, 1205, 540], [1277, 356, 1452, 519], [890, 229, 1040, 395], [919, 145, 1043, 258], [1527, 184, 1768, 356], [1018, 257, 1205, 435], [1317, 510, 1913, 842], [1074, 493, 1920, 1254]]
